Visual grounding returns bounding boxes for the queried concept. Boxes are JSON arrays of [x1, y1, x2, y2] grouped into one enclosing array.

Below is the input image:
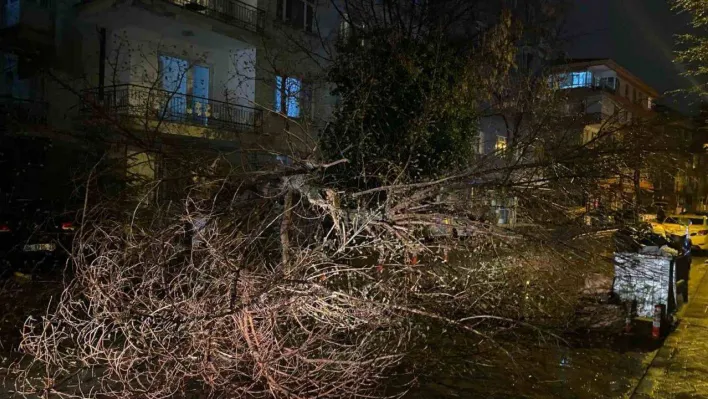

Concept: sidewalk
[[631, 258, 708, 399]]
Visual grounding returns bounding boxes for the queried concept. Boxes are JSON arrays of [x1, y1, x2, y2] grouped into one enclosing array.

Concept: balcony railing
[[163, 0, 265, 33], [0, 96, 48, 125], [82, 84, 262, 134]]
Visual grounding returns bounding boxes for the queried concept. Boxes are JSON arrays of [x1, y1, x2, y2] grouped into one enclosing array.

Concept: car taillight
[[0, 224, 10, 232], [61, 222, 75, 231], [699, 230, 708, 236]]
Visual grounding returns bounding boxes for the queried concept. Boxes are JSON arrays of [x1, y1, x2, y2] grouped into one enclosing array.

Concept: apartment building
[[0, 0, 343, 200], [552, 59, 657, 140], [675, 104, 708, 213], [474, 57, 663, 224], [550, 58, 663, 213]]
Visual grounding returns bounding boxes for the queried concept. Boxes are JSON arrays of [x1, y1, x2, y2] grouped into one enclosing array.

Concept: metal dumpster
[[613, 251, 690, 318], [612, 225, 691, 330]]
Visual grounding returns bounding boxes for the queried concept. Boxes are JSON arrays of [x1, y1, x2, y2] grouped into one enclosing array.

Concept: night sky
[[564, 0, 697, 112]]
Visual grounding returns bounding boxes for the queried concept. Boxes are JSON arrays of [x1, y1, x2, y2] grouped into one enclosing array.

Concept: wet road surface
[[408, 258, 708, 399]]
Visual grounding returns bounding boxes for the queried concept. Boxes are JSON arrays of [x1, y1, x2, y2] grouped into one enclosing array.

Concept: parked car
[[655, 214, 708, 252], [0, 199, 77, 278]]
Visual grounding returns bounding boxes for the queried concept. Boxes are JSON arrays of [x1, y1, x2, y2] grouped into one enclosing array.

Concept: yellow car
[[658, 215, 708, 251]]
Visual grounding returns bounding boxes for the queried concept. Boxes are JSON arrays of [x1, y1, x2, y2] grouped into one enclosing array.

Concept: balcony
[[168, 0, 265, 33], [82, 85, 262, 137], [78, 0, 265, 34], [0, 96, 49, 127]]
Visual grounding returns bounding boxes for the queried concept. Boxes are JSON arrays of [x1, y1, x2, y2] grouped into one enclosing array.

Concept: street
[[632, 256, 708, 398]]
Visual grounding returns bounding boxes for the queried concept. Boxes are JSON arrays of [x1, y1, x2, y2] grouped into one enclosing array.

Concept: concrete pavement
[[632, 257, 708, 399]]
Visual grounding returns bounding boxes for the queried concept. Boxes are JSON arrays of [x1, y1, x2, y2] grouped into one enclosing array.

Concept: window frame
[[276, 0, 315, 33], [157, 54, 213, 99], [556, 71, 593, 89], [597, 76, 618, 92], [274, 74, 313, 119], [157, 54, 213, 124]]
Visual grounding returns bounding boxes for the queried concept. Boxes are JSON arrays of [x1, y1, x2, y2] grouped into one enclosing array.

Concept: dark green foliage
[[321, 30, 490, 186]]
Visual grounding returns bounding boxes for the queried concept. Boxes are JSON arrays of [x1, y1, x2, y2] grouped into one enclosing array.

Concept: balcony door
[[159, 55, 210, 125]]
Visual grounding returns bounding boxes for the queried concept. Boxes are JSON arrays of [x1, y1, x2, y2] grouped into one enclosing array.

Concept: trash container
[[612, 225, 691, 333]]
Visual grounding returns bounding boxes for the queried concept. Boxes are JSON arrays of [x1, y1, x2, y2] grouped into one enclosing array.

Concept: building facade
[[476, 57, 667, 224], [553, 59, 660, 215], [0, 0, 344, 201]]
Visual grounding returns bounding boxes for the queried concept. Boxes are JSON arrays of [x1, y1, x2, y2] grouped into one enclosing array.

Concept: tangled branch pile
[[12, 164, 592, 398]]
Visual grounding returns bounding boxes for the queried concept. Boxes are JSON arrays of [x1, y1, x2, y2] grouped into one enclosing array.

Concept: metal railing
[[162, 0, 265, 33], [0, 96, 48, 125], [82, 84, 262, 134]]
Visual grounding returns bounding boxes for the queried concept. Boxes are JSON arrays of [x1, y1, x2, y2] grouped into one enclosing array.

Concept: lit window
[[582, 128, 597, 145], [495, 136, 507, 151], [159, 55, 210, 124], [556, 71, 592, 89], [275, 76, 311, 118]]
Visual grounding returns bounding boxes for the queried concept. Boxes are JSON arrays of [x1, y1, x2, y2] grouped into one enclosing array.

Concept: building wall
[[254, 0, 341, 134], [3, 0, 350, 177], [99, 26, 256, 106]]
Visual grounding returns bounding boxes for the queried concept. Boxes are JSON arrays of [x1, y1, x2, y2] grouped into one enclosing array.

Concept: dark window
[[525, 2, 535, 22], [524, 52, 533, 70], [305, 2, 313, 32], [286, 0, 304, 29], [1, 52, 31, 99], [278, 0, 315, 33], [597, 77, 617, 92]]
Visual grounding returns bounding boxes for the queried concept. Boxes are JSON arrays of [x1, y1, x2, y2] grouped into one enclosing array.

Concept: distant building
[[550, 58, 660, 214], [681, 103, 708, 213], [476, 56, 672, 222], [550, 58, 657, 136], [546, 59, 708, 217]]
